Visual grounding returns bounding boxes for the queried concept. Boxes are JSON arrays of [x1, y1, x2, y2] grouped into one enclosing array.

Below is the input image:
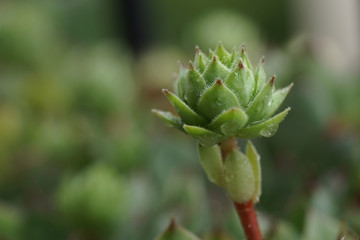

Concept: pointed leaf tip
[[270, 75, 276, 86], [188, 61, 194, 70], [178, 60, 185, 69], [237, 107, 291, 138], [265, 83, 293, 118], [198, 80, 240, 120], [261, 56, 265, 63], [195, 45, 200, 53], [155, 218, 201, 240], [152, 109, 183, 131], [238, 61, 244, 69], [164, 90, 206, 125]]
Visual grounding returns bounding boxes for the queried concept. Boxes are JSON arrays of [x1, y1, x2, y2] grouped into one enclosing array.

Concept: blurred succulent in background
[[153, 43, 292, 147], [0, 1, 61, 69], [56, 164, 128, 234]]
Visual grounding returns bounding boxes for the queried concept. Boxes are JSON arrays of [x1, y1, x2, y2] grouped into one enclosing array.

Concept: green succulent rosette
[[153, 43, 292, 147]]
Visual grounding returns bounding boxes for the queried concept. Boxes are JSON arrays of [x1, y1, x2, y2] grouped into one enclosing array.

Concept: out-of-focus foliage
[[0, 0, 359, 239]]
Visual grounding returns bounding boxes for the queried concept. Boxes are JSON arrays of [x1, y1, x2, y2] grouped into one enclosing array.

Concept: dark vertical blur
[[116, 0, 151, 55]]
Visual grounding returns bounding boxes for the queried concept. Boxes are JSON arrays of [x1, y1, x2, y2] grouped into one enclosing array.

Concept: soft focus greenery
[[0, 0, 359, 239]]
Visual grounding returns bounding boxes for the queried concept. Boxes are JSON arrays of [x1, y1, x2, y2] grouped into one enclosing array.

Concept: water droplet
[[260, 124, 278, 137], [226, 173, 235, 182]]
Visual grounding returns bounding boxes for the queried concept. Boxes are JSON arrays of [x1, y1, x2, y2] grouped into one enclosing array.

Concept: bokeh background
[[0, 0, 359, 239]]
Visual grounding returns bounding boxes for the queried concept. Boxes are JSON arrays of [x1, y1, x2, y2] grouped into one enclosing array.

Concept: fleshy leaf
[[237, 107, 291, 138], [254, 57, 266, 96], [240, 45, 253, 71], [225, 149, 255, 203], [245, 76, 275, 122], [246, 141, 261, 203], [225, 61, 255, 107], [185, 62, 206, 110], [265, 83, 294, 118], [163, 89, 206, 125], [155, 218, 201, 240], [174, 63, 188, 101], [152, 109, 183, 131], [198, 144, 225, 187], [215, 42, 231, 65], [194, 46, 208, 73], [197, 79, 240, 121], [183, 124, 225, 147], [209, 107, 248, 136], [202, 56, 231, 85]]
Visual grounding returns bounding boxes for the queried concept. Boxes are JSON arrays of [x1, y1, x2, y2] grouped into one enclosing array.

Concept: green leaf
[[265, 83, 293, 118], [198, 144, 225, 187], [303, 210, 340, 240], [254, 57, 266, 96], [237, 107, 291, 138], [245, 76, 274, 122], [246, 141, 261, 202], [183, 125, 225, 147], [225, 61, 255, 107], [240, 45, 253, 71], [202, 55, 231, 85], [209, 107, 248, 136], [185, 62, 206, 110], [174, 63, 188, 101], [152, 109, 183, 131], [224, 149, 255, 203], [197, 80, 240, 121], [194, 46, 209, 73], [155, 218, 201, 240], [163, 89, 206, 125], [215, 42, 231, 65]]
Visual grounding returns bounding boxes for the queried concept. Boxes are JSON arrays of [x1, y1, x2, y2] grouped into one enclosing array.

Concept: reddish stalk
[[219, 138, 262, 240]]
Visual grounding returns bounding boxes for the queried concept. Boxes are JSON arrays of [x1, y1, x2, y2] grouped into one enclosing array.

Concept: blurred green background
[[0, 0, 359, 239]]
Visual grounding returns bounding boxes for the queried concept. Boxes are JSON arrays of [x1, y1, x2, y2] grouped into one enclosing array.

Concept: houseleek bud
[[153, 42, 292, 147]]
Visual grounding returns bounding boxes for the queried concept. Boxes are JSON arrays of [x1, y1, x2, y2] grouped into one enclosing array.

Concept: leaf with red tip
[[241, 44, 253, 71], [237, 107, 291, 138], [174, 63, 188, 100], [254, 57, 266, 96], [215, 42, 231, 65], [265, 83, 294, 118], [197, 79, 240, 121], [209, 107, 248, 136], [194, 46, 209, 73], [202, 56, 231, 85], [185, 62, 206, 110], [245, 76, 275, 122], [225, 61, 255, 107], [163, 90, 206, 125], [183, 124, 225, 147]]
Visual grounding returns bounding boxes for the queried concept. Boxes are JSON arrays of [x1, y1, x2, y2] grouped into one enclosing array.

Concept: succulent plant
[[152, 43, 292, 147]]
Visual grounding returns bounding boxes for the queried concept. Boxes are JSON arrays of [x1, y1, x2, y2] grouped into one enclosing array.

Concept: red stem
[[219, 138, 262, 240], [234, 201, 262, 240]]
